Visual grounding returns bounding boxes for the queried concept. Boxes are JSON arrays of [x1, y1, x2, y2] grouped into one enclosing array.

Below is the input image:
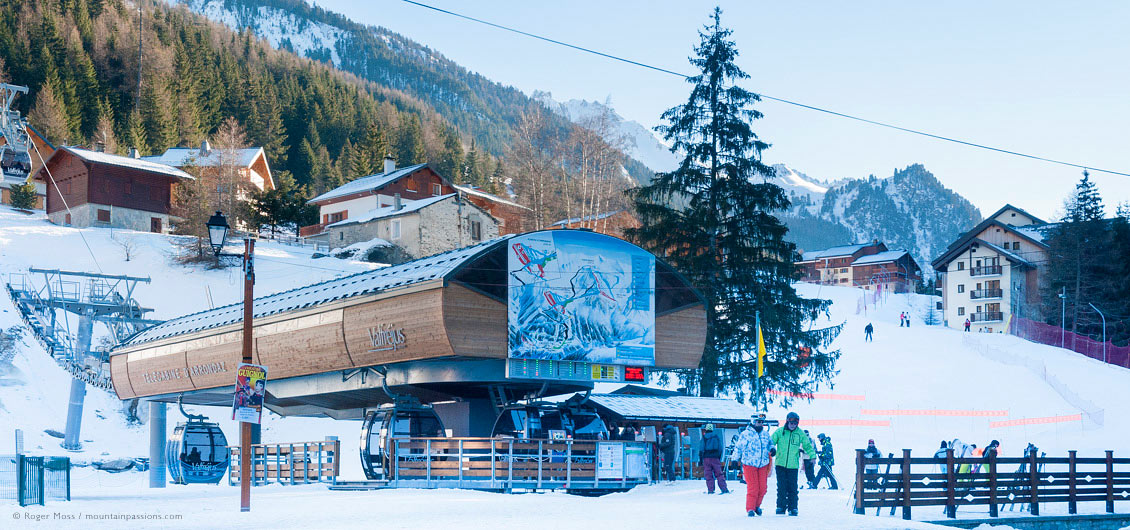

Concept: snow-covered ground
[[3, 205, 1129, 527]]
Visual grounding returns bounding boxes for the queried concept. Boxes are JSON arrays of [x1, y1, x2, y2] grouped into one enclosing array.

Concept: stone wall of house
[[47, 202, 171, 233], [417, 196, 500, 257]]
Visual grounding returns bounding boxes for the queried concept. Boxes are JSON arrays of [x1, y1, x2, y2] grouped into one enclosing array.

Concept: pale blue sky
[[318, 0, 1130, 220]]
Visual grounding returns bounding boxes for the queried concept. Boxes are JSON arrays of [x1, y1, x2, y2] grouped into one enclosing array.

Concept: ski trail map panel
[[507, 231, 656, 379]]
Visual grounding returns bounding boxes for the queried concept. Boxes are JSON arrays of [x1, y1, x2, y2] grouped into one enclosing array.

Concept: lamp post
[[206, 211, 256, 512], [1087, 302, 1107, 364], [1058, 288, 1066, 348]]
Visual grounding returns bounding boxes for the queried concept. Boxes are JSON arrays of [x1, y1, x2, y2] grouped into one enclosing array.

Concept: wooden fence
[[854, 449, 1130, 520], [387, 437, 652, 491], [229, 440, 340, 486]]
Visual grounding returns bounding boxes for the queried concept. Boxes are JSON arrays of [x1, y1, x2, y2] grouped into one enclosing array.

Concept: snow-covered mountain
[[534, 94, 679, 173], [775, 163, 982, 272]]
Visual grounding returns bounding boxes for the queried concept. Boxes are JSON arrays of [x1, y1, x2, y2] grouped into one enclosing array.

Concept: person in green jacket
[[770, 411, 816, 516]]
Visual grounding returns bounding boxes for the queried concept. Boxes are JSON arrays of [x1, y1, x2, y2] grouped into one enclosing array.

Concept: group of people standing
[[730, 411, 836, 517]]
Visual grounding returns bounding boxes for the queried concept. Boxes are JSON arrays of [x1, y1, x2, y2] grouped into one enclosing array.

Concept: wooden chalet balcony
[[969, 265, 1002, 277], [969, 288, 1003, 300], [299, 223, 329, 237], [970, 311, 1003, 323]]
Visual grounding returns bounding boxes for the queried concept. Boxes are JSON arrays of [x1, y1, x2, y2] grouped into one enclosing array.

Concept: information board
[[596, 442, 624, 480], [507, 231, 655, 369], [506, 358, 648, 383]]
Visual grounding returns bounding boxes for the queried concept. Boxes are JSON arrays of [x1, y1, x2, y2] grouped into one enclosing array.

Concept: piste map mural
[[507, 231, 655, 366]]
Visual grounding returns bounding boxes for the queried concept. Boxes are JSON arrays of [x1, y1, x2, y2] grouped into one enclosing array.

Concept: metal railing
[[970, 265, 1003, 277], [387, 437, 653, 491], [228, 440, 340, 486], [971, 311, 1004, 323], [970, 289, 1003, 300], [854, 449, 1128, 520]]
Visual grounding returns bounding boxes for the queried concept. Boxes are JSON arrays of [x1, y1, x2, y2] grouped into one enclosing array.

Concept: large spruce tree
[[627, 8, 840, 401]]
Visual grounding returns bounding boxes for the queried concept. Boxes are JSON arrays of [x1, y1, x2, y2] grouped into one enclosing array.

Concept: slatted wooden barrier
[[229, 440, 340, 486], [854, 449, 1130, 520], [387, 437, 652, 491]]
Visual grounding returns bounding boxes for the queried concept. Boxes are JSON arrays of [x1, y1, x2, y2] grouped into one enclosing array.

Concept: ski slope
[[771, 283, 1130, 469]]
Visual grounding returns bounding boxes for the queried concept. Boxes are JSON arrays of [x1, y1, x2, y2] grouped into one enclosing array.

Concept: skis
[[875, 452, 894, 516]]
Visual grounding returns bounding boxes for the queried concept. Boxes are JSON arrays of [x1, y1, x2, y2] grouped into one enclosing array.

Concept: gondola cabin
[[359, 399, 446, 480], [167, 419, 229, 484]]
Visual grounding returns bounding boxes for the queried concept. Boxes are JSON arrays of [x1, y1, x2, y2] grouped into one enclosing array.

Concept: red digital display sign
[[624, 366, 645, 382]]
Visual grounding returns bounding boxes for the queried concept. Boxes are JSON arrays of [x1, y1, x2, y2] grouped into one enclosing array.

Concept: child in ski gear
[[771, 411, 816, 516], [659, 424, 678, 482], [864, 323, 874, 341], [699, 424, 729, 494], [812, 433, 838, 489], [800, 430, 817, 489], [733, 414, 773, 516]]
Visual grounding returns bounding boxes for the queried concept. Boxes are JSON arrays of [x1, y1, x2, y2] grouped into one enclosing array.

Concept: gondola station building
[[111, 230, 707, 440]]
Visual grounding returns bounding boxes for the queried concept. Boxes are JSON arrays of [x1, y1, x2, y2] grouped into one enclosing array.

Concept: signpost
[[238, 238, 255, 512]]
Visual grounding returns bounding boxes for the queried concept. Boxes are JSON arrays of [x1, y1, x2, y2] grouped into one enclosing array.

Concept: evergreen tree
[[124, 109, 149, 156], [140, 80, 177, 154], [625, 8, 840, 400], [488, 158, 505, 195], [435, 126, 463, 182], [91, 104, 118, 154], [8, 183, 37, 210], [1043, 171, 1110, 342], [463, 139, 482, 186], [395, 115, 425, 165]]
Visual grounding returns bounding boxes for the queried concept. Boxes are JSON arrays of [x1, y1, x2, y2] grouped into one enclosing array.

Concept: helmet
[[817, 433, 826, 440], [704, 423, 715, 432]]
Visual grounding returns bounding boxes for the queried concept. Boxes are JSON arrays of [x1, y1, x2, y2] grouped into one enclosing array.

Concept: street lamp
[[1058, 288, 1066, 348], [206, 211, 230, 257], [204, 211, 256, 511], [1087, 302, 1107, 364]]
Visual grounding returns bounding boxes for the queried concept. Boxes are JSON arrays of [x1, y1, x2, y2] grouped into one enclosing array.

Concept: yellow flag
[[757, 322, 767, 378]]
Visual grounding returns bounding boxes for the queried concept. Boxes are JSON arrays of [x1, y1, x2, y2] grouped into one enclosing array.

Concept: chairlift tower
[[5, 269, 161, 450]]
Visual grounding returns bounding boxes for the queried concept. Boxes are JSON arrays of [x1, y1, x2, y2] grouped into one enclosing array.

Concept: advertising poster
[[624, 445, 650, 479], [232, 363, 267, 424], [508, 231, 655, 366]]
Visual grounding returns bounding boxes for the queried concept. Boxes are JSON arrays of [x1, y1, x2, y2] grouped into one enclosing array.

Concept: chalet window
[[1012, 242, 1020, 250], [390, 220, 401, 240], [63, 181, 71, 194], [96, 209, 111, 223], [65, 213, 71, 225], [976, 283, 982, 290], [957, 262, 965, 271], [957, 284, 964, 293], [470, 219, 482, 241], [433, 183, 442, 196], [340, 232, 344, 241], [406, 180, 417, 193], [328, 212, 346, 223], [976, 305, 982, 313], [958, 307, 965, 316], [976, 259, 981, 267]]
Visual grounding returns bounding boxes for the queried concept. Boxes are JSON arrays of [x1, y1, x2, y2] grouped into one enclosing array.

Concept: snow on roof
[[851, 250, 910, 266], [799, 250, 821, 262], [62, 147, 194, 180], [550, 210, 625, 227], [327, 194, 454, 228], [1014, 224, 1055, 243], [308, 163, 429, 204], [120, 235, 511, 346], [452, 184, 528, 210], [141, 147, 263, 168], [586, 393, 757, 424]]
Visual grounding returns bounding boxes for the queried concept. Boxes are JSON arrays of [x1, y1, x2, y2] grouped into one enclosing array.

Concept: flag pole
[[755, 310, 760, 410]]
